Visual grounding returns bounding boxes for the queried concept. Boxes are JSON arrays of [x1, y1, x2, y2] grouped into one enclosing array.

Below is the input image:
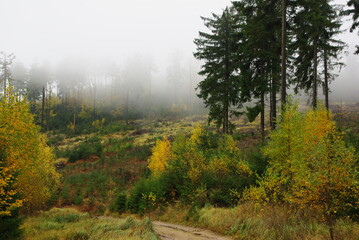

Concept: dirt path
[[153, 221, 232, 240]]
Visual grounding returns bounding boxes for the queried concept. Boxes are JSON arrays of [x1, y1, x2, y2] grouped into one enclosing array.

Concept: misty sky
[[1, 0, 358, 101], [1, 0, 232, 64]]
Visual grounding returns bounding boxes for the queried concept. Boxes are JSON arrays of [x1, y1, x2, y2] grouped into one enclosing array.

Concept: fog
[[1, 0, 359, 115], [1, 0, 231, 65]]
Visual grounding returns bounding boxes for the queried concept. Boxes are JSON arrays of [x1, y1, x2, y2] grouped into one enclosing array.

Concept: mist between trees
[[0, 52, 207, 133], [1, 0, 359, 136]]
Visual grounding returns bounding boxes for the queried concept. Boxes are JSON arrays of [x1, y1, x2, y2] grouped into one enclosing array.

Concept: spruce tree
[[194, 7, 242, 134], [234, 0, 281, 133], [281, 0, 287, 105], [292, 0, 344, 109], [320, 3, 345, 110], [344, 0, 359, 54]]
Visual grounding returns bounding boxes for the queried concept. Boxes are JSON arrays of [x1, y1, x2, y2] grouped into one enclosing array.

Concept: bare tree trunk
[[281, 0, 287, 106], [41, 85, 45, 130], [324, 49, 329, 111], [313, 38, 318, 109]]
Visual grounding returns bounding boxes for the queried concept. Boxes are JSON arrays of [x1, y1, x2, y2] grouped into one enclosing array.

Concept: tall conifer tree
[[194, 7, 242, 134], [292, 0, 344, 109], [344, 0, 359, 54], [234, 0, 281, 134]]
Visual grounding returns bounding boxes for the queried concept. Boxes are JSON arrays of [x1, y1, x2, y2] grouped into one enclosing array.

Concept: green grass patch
[[21, 208, 159, 240]]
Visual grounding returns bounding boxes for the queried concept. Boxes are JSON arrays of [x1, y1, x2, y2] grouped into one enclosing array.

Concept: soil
[[153, 221, 232, 240]]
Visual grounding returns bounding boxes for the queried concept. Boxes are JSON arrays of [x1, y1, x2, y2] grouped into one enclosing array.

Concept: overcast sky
[[1, 0, 358, 100], [0, 0, 355, 63], [0, 0, 233, 65]]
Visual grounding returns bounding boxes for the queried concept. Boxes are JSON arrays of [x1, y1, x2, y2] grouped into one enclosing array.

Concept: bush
[[73, 189, 83, 206], [110, 193, 127, 213], [127, 175, 172, 214], [245, 149, 268, 177], [245, 103, 359, 240], [128, 125, 256, 212], [68, 137, 103, 163], [0, 209, 22, 240]]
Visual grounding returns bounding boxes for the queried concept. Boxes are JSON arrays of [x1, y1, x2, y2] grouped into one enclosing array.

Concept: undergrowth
[[21, 208, 158, 240], [156, 203, 359, 240]]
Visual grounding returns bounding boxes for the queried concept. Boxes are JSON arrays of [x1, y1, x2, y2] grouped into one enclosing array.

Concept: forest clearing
[[4, 105, 357, 240], [2, 0, 359, 240]]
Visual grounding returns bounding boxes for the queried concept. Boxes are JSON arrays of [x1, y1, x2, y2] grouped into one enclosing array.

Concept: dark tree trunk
[[324, 49, 329, 110], [281, 0, 287, 106], [313, 38, 318, 109], [93, 84, 97, 116], [223, 101, 229, 134], [46, 88, 51, 131], [261, 91, 265, 141], [73, 94, 76, 132], [270, 78, 273, 128], [3, 64, 6, 96], [125, 89, 129, 125], [270, 77, 277, 129]]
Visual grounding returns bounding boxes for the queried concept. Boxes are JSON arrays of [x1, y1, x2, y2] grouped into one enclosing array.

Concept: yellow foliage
[[247, 101, 359, 221], [207, 156, 230, 176], [0, 161, 23, 216], [78, 104, 92, 120], [190, 124, 205, 146], [235, 161, 253, 176], [0, 86, 60, 215], [219, 135, 239, 154], [92, 118, 106, 129], [148, 137, 172, 176], [187, 152, 206, 182]]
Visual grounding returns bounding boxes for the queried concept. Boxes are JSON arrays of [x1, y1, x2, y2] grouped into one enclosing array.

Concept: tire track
[[153, 221, 232, 240]]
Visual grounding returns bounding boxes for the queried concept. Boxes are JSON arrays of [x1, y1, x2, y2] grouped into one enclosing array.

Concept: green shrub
[[110, 193, 127, 213], [60, 185, 71, 204], [245, 149, 268, 177], [68, 137, 103, 163], [127, 176, 171, 214], [0, 209, 22, 240], [73, 189, 83, 206], [47, 134, 65, 146]]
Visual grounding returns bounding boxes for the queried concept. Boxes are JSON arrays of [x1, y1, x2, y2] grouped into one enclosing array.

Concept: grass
[[21, 208, 159, 240], [36, 112, 358, 239], [155, 203, 359, 240], [52, 115, 213, 213]]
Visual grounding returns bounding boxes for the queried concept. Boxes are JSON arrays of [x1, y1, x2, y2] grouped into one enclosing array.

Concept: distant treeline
[[0, 52, 205, 133]]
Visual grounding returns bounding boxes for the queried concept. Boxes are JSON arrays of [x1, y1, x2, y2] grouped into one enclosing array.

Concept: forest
[[1, 0, 359, 240]]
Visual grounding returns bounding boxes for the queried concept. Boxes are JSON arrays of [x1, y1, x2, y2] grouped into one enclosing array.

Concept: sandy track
[[153, 221, 232, 240]]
